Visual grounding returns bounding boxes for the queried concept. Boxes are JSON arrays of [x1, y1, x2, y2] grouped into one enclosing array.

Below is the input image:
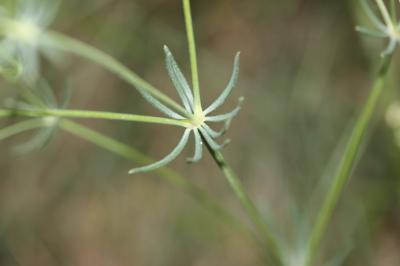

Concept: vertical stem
[[183, 0, 202, 113], [304, 55, 392, 266], [205, 144, 283, 265], [181, 0, 280, 262]]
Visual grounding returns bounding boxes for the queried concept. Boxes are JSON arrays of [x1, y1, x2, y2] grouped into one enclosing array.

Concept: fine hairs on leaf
[[127, 45, 242, 174]]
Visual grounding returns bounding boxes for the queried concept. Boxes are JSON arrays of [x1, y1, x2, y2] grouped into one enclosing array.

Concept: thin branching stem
[[59, 119, 254, 238], [41, 31, 191, 119], [3, 86, 254, 241], [205, 144, 283, 265], [3, 108, 190, 127], [304, 55, 393, 266], [182, 0, 282, 263], [183, 0, 202, 113]]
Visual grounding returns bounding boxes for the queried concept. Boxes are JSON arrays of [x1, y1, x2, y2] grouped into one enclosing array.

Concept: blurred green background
[[0, 0, 400, 265]]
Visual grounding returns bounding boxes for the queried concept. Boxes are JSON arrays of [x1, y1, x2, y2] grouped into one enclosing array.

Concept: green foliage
[[0, 0, 399, 266]]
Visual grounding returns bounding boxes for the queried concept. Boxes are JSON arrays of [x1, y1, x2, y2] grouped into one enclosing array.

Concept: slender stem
[[304, 55, 393, 266], [181, 0, 280, 262], [183, 0, 202, 113], [376, 0, 393, 27], [0, 119, 45, 141], [390, 0, 397, 23], [205, 144, 283, 265], [59, 119, 252, 237], [5, 108, 190, 127], [4, 86, 252, 239], [41, 31, 191, 118]]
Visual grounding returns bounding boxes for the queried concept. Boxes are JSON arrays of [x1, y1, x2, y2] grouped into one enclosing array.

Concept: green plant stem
[[304, 55, 393, 266], [3, 108, 189, 127], [376, 0, 392, 27], [205, 144, 283, 265], [183, 0, 202, 112], [390, 0, 397, 23], [41, 31, 191, 118], [0, 116, 253, 240], [0, 88, 252, 240], [0, 118, 45, 141], [59, 119, 253, 237], [181, 0, 281, 262]]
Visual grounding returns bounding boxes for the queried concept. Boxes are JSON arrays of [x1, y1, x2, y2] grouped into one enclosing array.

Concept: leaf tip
[[128, 169, 138, 175], [163, 45, 172, 55]]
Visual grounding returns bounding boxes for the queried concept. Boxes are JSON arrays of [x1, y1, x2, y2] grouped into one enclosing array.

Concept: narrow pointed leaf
[[13, 125, 55, 154], [205, 98, 243, 122], [199, 127, 229, 150], [187, 128, 202, 163], [129, 129, 191, 174], [201, 123, 225, 138], [361, 0, 386, 31], [355, 26, 387, 37], [204, 52, 241, 115], [139, 89, 184, 119], [381, 38, 397, 56], [164, 45, 194, 112]]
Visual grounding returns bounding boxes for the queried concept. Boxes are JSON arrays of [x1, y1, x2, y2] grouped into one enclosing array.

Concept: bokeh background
[[0, 0, 400, 265]]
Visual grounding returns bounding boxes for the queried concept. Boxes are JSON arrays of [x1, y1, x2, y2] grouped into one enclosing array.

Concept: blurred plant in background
[[0, 0, 399, 266]]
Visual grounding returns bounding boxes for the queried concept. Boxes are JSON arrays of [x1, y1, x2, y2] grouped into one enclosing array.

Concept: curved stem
[[41, 31, 191, 118], [304, 55, 393, 266], [4, 108, 190, 127], [59, 119, 253, 238], [181, 0, 279, 262], [5, 87, 252, 241], [0, 119, 45, 141], [205, 144, 283, 265], [183, 0, 202, 113]]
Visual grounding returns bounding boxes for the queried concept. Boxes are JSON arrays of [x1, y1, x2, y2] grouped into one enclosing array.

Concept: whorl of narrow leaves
[[129, 46, 242, 174], [356, 0, 400, 56]]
